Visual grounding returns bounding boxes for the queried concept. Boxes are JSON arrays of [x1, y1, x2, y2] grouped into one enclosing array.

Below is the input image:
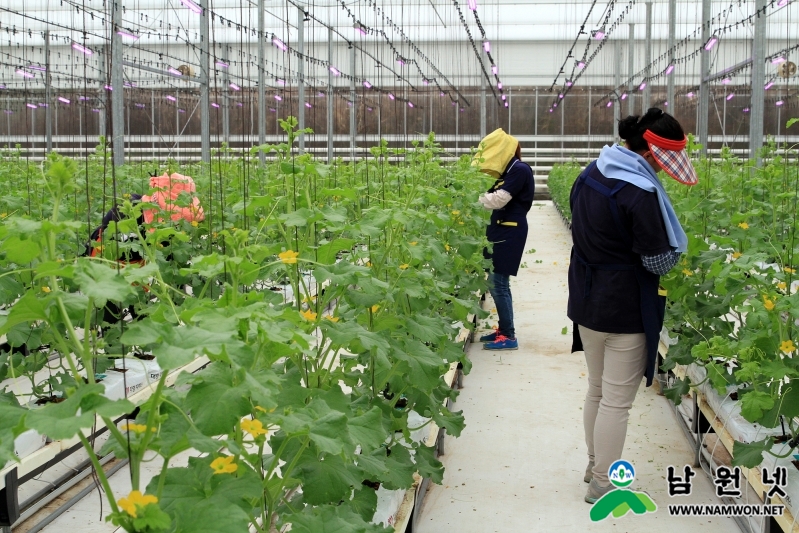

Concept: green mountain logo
[[590, 489, 658, 521], [590, 460, 657, 522]]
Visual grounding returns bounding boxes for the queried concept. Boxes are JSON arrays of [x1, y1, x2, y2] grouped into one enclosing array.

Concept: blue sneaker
[[483, 335, 518, 350], [479, 328, 501, 343]]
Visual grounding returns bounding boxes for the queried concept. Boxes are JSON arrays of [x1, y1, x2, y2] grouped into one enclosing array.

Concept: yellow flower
[[191, 220, 199, 227], [682, 268, 693, 276], [278, 250, 299, 264], [445, 244, 451, 251], [120, 422, 147, 433], [458, 221, 464, 225], [117, 490, 158, 518], [41, 286, 51, 293], [738, 222, 749, 230], [785, 267, 796, 274], [451, 210, 460, 215], [399, 264, 409, 270], [763, 296, 775, 311], [324, 314, 340, 322], [371, 305, 380, 313], [778, 282, 787, 291], [241, 418, 268, 438], [300, 308, 317, 321], [409, 241, 418, 246], [210, 455, 238, 475], [732, 251, 742, 259], [366, 261, 372, 267], [780, 340, 796, 354]]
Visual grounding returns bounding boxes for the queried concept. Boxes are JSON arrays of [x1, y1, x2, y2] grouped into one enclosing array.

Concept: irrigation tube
[[18, 457, 129, 533]]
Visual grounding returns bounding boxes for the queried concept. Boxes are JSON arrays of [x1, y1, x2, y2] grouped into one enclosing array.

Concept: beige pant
[[579, 325, 647, 486]]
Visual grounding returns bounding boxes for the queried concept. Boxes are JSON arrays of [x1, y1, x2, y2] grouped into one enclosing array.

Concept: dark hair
[[618, 107, 685, 153]]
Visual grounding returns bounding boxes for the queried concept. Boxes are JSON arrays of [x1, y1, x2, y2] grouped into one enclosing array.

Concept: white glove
[[478, 189, 512, 210]]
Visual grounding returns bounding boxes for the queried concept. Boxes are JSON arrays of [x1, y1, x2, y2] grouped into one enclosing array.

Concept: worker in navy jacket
[[568, 108, 697, 504], [473, 129, 535, 351]]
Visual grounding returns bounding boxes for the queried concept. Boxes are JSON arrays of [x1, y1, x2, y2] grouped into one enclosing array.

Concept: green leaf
[[379, 445, 416, 490], [320, 188, 357, 201], [787, 117, 798, 129], [663, 377, 691, 405], [74, 259, 136, 307], [348, 407, 388, 452], [413, 442, 444, 484], [314, 238, 356, 265], [121, 321, 240, 370], [431, 407, 466, 438], [296, 452, 360, 505], [732, 437, 772, 468], [173, 500, 252, 533], [2, 234, 41, 264], [308, 411, 351, 455], [184, 376, 252, 436], [349, 486, 378, 522], [561, 326, 568, 335], [0, 402, 28, 469], [406, 315, 448, 341], [739, 390, 774, 423], [0, 290, 48, 335], [26, 384, 132, 440], [286, 505, 391, 533], [131, 502, 172, 532]]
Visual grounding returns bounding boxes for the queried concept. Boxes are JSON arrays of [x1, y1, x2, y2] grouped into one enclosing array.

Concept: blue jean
[[489, 272, 515, 338]]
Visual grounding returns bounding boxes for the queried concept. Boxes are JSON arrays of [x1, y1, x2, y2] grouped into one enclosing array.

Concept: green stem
[[77, 432, 120, 514]]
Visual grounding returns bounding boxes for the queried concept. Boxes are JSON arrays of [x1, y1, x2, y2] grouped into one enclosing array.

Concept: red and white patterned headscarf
[[642, 130, 698, 186]]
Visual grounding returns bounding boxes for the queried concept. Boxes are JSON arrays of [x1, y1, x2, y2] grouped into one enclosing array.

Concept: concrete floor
[[415, 202, 738, 533]]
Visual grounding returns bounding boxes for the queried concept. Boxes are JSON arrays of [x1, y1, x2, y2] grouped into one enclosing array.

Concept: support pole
[[45, 30, 52, 153], [534, 87, 538, 158], [429, 92, 433, 133], [111, 3, 124, 166], [257, 0, 265, 165], [223, 62, 230, 146], [508, 88, 512, 134], [614, 39, 621, 137], [697, 0, 711, 157], [667, 0, 676, 111], [480, 73, 486, 138], [749, 0, 767, 163], [151, 89, 155, 158], [298, 6, 306, 153], [200, 0, 211, 164], [560, 96, 565, 160], [98, 48, 106, 138], [350, 44, 355, 160], [643, 2, 652, 112], [627, 23, 635, 117], [327, 27, 334, 162], [455, 102, 459, 158], [587, 86, 592, 153]]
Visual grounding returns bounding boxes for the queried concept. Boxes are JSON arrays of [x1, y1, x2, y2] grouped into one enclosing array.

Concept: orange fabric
[[141, 173, 205, 224]]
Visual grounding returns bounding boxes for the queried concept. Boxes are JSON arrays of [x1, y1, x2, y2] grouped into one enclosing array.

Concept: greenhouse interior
[[0, 0, 798, 532]]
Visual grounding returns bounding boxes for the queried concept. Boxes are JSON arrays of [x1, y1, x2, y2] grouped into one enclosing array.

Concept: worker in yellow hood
[[472, 128, 521, 178], [474, 129, 535, 351]]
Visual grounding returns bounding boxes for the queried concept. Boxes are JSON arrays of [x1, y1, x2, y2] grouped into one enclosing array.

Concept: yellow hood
[[472, 128, 519, 178]]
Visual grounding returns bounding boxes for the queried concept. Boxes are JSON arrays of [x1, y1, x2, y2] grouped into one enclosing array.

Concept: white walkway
[[416, 202, 737, 533]]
